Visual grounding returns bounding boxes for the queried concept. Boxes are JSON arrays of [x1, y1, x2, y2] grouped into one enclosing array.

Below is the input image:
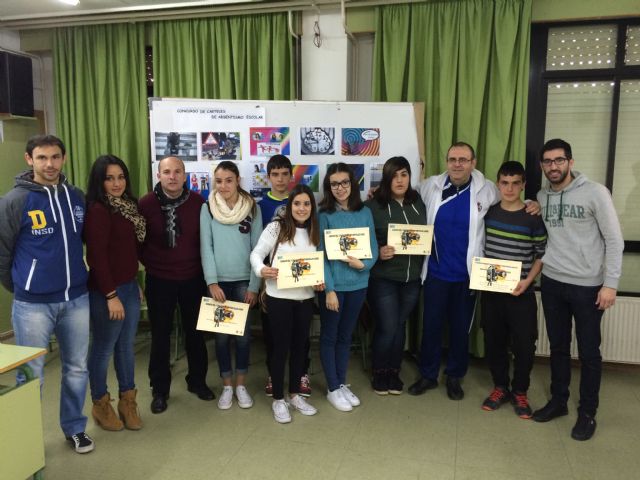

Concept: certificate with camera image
[[324, 227, 372, 260], [387, 223, 433, 255], [274, 251, 324, 289], [469, 257, 522, 293], [196, 297, 249, 336]]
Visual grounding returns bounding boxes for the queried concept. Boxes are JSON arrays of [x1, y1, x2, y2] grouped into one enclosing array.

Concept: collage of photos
[[152, 124, 385, 201]]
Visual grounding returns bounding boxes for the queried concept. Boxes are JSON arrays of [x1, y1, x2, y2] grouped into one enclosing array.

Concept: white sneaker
[[218, 386, 233, 410], [235, 385, 254, 409], [340, 384, 361, 407], [289, 394, 318, 416], [272, 399, 291, 424], [327, 389, 352, 412]]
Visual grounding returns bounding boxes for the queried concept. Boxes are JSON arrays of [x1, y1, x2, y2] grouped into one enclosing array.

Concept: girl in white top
[[250, 184, 325, 424]]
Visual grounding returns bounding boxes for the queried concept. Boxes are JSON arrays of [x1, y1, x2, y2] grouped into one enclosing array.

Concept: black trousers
[[145, 273, 209, 395], [541, 275, 603, 416], [265, 295, 313, 400], [481, 289, 538, 393], [262, 310, 311, 376]]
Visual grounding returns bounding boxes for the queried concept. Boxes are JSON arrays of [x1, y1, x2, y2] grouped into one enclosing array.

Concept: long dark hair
[[374, 156, 419, 206], [86, 154, 136, 207], [318, 162, 363, 212], [214, 160, 257, 217], [276, 184, 320, 247]]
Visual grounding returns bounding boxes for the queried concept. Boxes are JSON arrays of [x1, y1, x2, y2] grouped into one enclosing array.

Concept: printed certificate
[[324, 227, 372, 260], [274, 251, 324, 289], [387, 223, 433, 255], [196, 297, 249, 336], [469, 257, 522, 294]]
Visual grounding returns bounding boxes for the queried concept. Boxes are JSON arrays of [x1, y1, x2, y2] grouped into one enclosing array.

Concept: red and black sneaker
[[482, 387, 511, 411], [511, 391, 533, 419], [299, 374, 312, 397], [265, 376, 273, 397]]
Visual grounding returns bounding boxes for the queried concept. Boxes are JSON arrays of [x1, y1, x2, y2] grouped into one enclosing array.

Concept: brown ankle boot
[[92, 393, 124, 431], [118, 389, 143, 430]]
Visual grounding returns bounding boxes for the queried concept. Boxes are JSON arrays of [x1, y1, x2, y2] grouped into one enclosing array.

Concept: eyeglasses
[[447, 157, 473, 165], [330, 180, 351, 190], [541, 157, 568, 167]]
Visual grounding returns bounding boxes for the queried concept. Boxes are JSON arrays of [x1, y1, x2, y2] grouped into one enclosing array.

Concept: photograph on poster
[[290, 164, 320, 192], [250, 127, 290, 156], [299, 127, 335, 155], [341, 128, 380, 156], [155, 131, 198, 161], [201, 132, 241, 161], [187, 172, 210, 200], [249, 161, 271, 199], [370, 162, 385, 188]]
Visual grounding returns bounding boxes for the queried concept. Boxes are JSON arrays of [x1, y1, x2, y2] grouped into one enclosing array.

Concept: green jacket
[[365, 195, 427, 283]]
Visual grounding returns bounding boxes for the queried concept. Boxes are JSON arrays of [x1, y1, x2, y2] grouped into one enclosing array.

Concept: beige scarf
[[208, 191, 253, 225]]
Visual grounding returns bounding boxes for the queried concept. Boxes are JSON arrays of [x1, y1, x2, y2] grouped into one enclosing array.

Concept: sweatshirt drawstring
[[546, 191, 565, 222], [62, 184, 77, 232], [44, 187, 57, 223], [558, 191, 564, 221]]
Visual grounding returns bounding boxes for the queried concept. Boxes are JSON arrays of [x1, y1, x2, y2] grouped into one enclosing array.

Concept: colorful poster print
[[201, 132, 241, 161], [300, 127, 335, 155], [155, 131, 198, 161], [341, 128, 380, 156], [250, 127, 290, 156], [289, 164, 320, 192], [187, 172, 210, 200]]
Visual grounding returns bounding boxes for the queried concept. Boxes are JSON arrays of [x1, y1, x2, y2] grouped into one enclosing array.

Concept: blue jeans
[[214, 281, 252, 378], [88, 280, 141, 400], [319, 288, 367, 391], [541, 275, 604, 416], [368, 277, 421, 371], [418, 275, 477, 380], [12, 293, 90, 437]]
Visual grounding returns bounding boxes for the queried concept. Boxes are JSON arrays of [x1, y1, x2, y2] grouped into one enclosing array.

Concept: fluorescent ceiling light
[[59, 0, 80, 5]]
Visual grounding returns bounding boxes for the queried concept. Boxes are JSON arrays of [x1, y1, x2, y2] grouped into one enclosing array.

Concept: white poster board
[[148, 98, 422, 201]]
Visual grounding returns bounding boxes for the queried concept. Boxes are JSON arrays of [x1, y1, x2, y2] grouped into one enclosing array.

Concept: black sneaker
[[482, 387, 510, 411], [511, 391, 533, 419], [371, 370, 389, 395], [532, 400, 568, 423], [408, 377, 438, 396], [66, 432, 95, 454], [446, 376, 464, 400], [388, 370, 404, 395], [571, 413, 597, 441]]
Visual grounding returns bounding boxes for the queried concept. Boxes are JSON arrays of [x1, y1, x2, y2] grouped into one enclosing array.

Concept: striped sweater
[[483, 204, 547, 280]]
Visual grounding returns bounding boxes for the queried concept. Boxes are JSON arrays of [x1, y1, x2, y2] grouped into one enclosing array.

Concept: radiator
[[535, 293, 640, 364]]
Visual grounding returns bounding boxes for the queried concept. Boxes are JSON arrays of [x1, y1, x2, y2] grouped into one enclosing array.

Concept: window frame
[[526, 18, 640, 252]]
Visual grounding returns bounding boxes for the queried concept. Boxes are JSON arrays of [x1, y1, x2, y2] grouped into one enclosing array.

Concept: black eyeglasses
[[541, 157, 568, 167], [330, 180, 351, 190], [447, 157, 472, 165]]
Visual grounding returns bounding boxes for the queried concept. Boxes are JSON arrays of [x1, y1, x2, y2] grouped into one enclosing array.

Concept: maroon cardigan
[[85, 202, 140, 295]]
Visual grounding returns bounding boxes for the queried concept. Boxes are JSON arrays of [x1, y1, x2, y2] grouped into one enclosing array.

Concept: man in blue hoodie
[[0, 135, 93, 454], [532, 138, 624, 441]]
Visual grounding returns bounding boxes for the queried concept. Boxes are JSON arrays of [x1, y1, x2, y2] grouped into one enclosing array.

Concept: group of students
[[0, 134, 622, 453]]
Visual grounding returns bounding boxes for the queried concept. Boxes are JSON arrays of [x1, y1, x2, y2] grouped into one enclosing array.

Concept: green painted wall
[[0, 118, 41, 335]]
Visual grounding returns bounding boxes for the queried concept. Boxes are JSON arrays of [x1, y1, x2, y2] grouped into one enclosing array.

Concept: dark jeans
[[418, 275, 477, 380], [266, 296, 314, 400], [262, 310, 310, 377], [146, 273, 208, 396], [319, 288, 367, 391], [214, 281, 251, 378], [541, 275, 603, 416], [368, 277, 421, 371], [481, 289, 537, 393]]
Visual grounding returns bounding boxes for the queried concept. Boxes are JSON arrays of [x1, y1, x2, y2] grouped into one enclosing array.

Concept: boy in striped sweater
[[480, 161, 547, 419]]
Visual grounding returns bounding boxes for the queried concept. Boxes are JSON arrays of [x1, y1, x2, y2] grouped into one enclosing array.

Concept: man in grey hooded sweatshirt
[[532, 138, 624, 441]]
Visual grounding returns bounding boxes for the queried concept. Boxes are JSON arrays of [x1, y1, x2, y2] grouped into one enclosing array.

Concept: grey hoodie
[[536, 171, 623, 289]]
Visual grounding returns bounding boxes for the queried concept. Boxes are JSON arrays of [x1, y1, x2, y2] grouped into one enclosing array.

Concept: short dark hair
[[447, 141, 476, 160], [540, 138, 572, 162], [319, 162, 363, 212], [267, 154, 293, 175], [26, 134, 66, 157], [374, 156, 419, 206], [497, 161, 526, 182], [86, 154, 137, 206]]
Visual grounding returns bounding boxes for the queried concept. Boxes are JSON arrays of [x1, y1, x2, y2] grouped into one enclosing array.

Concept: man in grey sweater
[[532, 138, 624, 441]]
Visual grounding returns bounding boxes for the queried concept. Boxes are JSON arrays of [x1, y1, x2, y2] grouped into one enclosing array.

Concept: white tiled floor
[[12, 336, 640, 479]]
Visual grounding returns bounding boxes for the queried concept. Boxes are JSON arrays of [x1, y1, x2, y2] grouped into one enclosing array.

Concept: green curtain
[[54, 23, 149, 196], [372, 0, 531, 181], [152, 13, 295, 99]]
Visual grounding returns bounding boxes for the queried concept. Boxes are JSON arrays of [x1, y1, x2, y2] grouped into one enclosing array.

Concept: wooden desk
[[0, 344, 47, 480]]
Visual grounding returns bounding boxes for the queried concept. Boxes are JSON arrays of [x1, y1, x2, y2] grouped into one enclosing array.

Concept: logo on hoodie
[[74, 205, 84, 223], [28, 210, 54, 236]]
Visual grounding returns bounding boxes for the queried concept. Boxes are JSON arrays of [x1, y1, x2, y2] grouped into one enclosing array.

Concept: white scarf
[[208, 191, 253, 225]]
